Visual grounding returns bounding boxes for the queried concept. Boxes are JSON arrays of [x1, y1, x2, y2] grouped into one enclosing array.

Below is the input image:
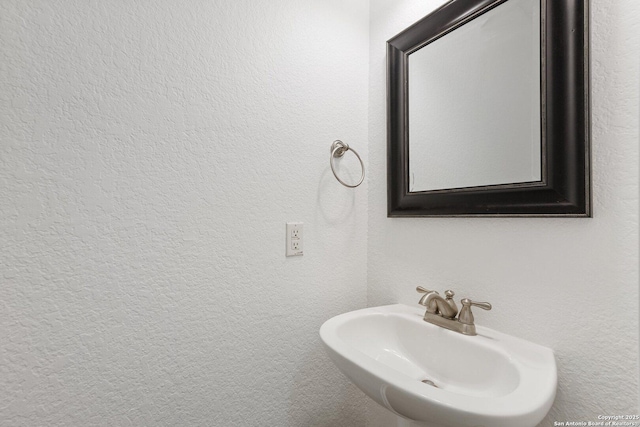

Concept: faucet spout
[[419, 291, 458, 319]]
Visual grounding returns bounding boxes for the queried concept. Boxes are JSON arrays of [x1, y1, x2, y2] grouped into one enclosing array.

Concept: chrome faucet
[[416, 286, 491, 336]]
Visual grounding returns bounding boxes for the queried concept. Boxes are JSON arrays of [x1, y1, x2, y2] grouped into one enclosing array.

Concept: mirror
[[387, 0, 590, 217]]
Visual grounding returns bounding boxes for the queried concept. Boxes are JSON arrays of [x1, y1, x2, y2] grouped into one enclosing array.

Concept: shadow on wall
[[288, 341, 367, 427], [316, 165, 358, 226]]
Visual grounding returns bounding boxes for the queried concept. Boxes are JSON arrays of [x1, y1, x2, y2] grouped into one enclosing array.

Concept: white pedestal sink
[[320, 304, 556, 427]]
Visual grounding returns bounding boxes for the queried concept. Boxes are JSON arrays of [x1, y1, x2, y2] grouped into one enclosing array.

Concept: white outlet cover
[[286, 222, 303, 257]]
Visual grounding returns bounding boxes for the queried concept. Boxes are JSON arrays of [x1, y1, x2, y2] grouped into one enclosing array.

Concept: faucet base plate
[[423, 312, 477, 336]]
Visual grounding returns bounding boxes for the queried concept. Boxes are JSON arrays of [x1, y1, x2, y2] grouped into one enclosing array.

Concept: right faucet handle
[[458, 298, 492, 325]]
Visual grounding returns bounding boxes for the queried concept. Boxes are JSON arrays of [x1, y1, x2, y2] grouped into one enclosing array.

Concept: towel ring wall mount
[[330, 140, 365, 188]]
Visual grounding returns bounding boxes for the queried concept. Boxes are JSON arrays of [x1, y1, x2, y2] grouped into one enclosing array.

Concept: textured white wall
[[367, 0, 639, 426], [0, 1, 370, 425], [3, 0, 638, 426]]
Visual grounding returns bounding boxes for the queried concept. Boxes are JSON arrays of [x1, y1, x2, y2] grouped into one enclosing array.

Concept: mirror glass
[[408, 0, 541, 192]]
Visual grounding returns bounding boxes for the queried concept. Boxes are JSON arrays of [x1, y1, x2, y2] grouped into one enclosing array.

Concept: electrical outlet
[[286, 222, 303, 257]]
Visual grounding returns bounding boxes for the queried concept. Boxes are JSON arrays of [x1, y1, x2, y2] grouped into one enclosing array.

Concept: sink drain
[[421, 379, 438, 388]]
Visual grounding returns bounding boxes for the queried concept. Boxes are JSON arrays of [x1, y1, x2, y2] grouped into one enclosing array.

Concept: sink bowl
[[320, 304, 556, 427]]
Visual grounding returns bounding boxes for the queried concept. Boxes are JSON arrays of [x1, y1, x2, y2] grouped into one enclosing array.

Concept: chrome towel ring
[[330, 140, 365, 188]]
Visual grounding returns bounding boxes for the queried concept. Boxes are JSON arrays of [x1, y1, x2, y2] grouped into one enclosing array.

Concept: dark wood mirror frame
[[387, 0, 590, 217]]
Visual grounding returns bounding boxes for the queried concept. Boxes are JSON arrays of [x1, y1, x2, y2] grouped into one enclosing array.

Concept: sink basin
[[320, 304, 556, 427]]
